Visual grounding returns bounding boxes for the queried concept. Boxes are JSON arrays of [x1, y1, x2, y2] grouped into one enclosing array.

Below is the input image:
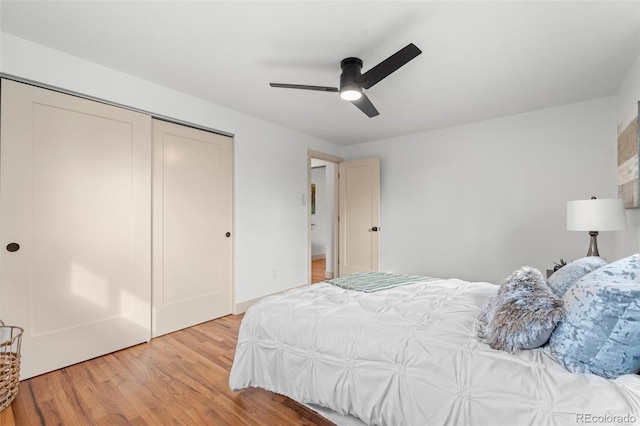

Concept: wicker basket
[[0, 320, 23, 412]]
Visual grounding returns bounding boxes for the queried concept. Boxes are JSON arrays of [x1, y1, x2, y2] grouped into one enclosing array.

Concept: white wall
[[0, 33, 342, 307], [616, 51, 640, 255], [342, 97, 622, 284], [2, 32, 637, 307]]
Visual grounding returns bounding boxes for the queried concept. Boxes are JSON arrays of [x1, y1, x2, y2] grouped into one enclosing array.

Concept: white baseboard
[[312, 253, 326, 261], [233, 282, 309, 315], [324, 270, 334, 279], [233, 298, 258, 315]]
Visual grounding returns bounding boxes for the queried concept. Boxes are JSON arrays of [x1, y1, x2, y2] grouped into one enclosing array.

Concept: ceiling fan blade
[[356, 43, 422, 89], [351, 93, 379, 118], [269, 83, 339, 92]]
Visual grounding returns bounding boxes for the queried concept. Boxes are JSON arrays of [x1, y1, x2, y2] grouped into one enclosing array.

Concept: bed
[[229, 259, 640, 426]]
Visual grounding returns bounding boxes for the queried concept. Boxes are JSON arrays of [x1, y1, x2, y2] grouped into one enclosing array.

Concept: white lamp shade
[[567, 198, 626, 231]]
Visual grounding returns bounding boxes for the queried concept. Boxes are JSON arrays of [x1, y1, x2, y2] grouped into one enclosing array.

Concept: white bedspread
[[229, 279, 640, 426]]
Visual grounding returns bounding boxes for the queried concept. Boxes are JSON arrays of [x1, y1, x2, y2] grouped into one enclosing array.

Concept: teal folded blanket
[[328, 271, 432, 292]]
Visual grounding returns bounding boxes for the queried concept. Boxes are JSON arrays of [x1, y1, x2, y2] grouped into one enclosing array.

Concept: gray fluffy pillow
[[477, 266, 566, 353]]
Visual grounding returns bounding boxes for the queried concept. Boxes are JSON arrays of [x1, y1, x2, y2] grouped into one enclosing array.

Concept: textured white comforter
[[229, 278, 640, 426]]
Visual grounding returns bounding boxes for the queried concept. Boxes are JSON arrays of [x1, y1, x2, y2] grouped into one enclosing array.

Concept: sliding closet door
[[152, 120, 232, 337], [0, 79, 152, 379]]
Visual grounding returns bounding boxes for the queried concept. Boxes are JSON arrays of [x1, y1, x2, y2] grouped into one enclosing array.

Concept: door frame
[[307, 149, 343, 284]]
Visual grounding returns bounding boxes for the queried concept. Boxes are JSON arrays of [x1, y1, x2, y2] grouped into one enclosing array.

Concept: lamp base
[[586, 231, 599, 257]]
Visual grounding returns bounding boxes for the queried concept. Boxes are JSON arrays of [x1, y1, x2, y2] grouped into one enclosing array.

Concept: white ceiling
[[1, 1, 639, 146]]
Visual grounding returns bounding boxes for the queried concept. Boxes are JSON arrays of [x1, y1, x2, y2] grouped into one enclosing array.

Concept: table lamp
[[566, 196, 626, 257]]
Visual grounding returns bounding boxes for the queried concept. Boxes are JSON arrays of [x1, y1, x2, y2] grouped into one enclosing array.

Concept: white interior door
[[338, 158, 380, 276], [0, 79, 152, 379], [152, 120, 233, 337]]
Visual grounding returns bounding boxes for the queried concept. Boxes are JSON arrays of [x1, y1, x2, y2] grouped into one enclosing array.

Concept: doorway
[[307, 150, 381, 283], [308, 150, 342, 283]]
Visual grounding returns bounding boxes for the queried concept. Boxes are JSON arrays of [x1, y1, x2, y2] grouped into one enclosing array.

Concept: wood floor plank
[[312, 258, 326, 283], [0, 406, 15, 425], [8, 314, 335, 425]]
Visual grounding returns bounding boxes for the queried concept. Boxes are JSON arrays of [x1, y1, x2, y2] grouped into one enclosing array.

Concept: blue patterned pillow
[[546, 256, 607, 297], [550, 254, 640, 378]]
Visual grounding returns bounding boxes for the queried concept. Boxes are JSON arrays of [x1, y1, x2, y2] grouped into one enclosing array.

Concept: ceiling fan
[[269, 43, 422, 118]]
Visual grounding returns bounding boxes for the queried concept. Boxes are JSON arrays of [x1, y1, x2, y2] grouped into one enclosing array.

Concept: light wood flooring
[[312, 258, 326, 284], [1, 259, 332, 425], [3, 314, 334, 426]]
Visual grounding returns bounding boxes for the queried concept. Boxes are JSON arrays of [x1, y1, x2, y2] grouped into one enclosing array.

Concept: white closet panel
[[0, 79, 152, 379], [152, 120, 233, 337]]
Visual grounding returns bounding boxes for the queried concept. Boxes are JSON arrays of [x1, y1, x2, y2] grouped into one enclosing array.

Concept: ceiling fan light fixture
[[340, 87, 362, 101]]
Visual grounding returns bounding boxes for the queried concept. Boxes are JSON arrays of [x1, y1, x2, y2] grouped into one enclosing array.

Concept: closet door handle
[[6, 243, 20, 252]]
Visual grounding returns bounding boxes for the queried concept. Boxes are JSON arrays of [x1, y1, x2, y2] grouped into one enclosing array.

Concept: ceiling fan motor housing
[[340, 57, 363, 92]]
